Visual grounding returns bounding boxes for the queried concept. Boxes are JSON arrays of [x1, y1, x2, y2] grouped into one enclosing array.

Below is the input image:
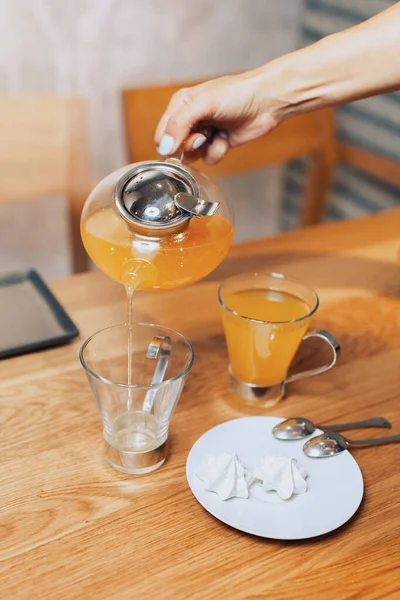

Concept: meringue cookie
[[196, 453, 254, 500], [253, 456, 308, 500]]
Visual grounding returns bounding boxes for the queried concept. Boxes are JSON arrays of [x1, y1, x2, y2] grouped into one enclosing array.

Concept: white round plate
[[186, 417, 364, 540]]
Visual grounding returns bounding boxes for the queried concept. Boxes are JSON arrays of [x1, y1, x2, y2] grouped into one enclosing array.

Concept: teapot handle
[[166, 151, 185, 164]]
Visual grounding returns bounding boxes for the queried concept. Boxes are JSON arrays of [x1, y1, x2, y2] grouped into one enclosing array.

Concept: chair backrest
[[338, 143, 400, 188], [122, 81, 336, 227], [0, 95, 90, 273]]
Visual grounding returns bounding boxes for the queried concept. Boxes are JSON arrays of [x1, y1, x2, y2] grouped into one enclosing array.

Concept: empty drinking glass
[[80, 323, 194, 474]]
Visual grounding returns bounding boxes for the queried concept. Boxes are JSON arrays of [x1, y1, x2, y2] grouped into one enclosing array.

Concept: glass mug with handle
[[218, 272, 340, 406]]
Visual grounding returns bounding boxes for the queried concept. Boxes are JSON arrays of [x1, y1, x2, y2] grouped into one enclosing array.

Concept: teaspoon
[[272, 416, 391, 440], [303, 431, 400, 458], [142, 335, 171, 412]]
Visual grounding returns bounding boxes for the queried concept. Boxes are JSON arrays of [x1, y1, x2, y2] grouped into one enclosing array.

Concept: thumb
[[158, 97, 214, 156]]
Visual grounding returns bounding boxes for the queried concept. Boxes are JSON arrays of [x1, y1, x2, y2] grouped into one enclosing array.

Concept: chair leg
[[300, 153, 334, 227], [68, 99, 91, 273], [69, 206, 89, 273]]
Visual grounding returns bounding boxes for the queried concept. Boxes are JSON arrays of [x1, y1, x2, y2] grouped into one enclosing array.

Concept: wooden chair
[[338, 143, 400, 188], [122, 81, 337, 227], [0, 95, 91, 273]]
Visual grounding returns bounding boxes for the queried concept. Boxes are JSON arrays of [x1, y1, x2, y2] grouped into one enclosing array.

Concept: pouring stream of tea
[[122, 259, 158, 408]]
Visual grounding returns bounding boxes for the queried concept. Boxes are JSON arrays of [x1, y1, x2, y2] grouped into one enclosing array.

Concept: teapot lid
[[114, 160, 220, 234]]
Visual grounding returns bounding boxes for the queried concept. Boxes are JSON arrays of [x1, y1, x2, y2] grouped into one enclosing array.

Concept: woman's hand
[[154, 3, 400, 166], [154, 70, 284, 165]]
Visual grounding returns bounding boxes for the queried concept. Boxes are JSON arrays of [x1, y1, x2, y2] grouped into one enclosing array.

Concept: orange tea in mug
[[219, 272, 339, 403]]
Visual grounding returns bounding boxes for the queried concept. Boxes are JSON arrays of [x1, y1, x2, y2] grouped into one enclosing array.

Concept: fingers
[[180, 133, 208, 164], [154, 88, 191, 145], [185, 132, 208, 152], [180, 130, 230, 165], [203, 132, 230, 165], [156, 92, 216, 156], [154, 78, 235, 163]]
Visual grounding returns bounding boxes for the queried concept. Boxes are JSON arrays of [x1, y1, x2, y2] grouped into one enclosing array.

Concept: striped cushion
[[281, 0, 400, 230]]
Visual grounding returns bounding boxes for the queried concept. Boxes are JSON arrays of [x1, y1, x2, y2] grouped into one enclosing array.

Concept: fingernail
[[218, 130, 229, 140], [192, 135, 206, 150], [158, 134, 176, 156]]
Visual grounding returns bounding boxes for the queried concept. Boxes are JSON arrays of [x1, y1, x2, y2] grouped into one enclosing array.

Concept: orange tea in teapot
[[81, 160, 234, 291], [81, 206, 233, 291]]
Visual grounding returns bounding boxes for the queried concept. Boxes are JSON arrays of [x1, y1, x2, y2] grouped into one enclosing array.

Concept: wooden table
[[1, 210, 400, 599]]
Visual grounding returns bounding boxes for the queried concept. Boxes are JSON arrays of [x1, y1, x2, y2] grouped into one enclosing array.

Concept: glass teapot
[[81, 159, 234, 291]]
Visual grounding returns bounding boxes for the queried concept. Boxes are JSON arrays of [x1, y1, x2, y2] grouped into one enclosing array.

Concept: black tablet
[[0, 269, 79, 359]]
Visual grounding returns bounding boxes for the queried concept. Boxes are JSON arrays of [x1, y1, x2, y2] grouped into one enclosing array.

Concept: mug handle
[[285, 330, 341, 385]]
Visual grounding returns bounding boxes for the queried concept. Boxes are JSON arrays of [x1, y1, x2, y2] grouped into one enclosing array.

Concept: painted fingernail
[[158, 134, 176, 155], [192, 135, 207, 150], [218, 130, 229, 140]]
